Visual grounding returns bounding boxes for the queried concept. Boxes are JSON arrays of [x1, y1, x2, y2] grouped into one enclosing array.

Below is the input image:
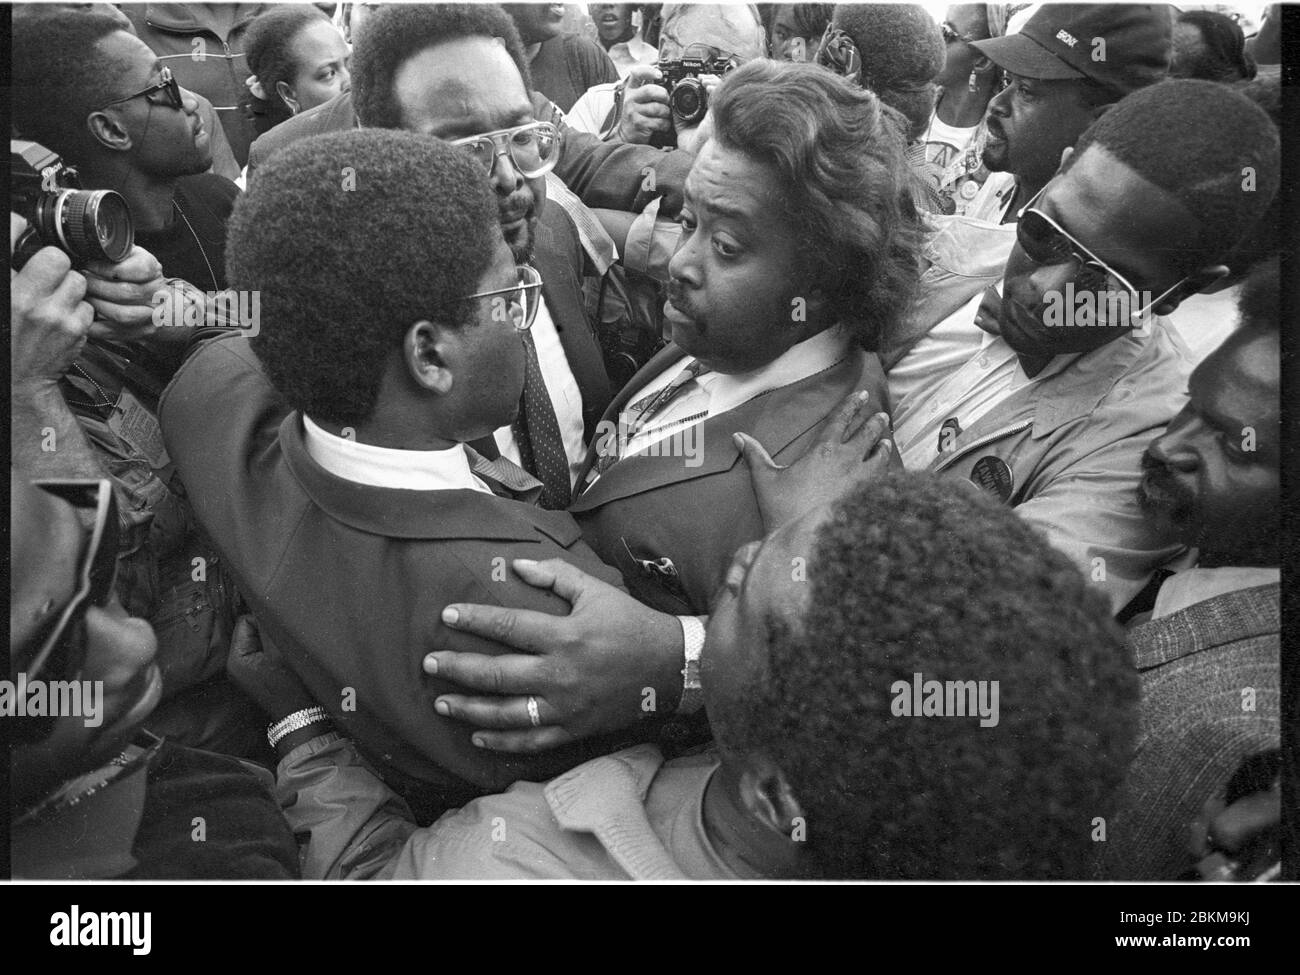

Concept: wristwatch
[[676, 615, 706, 715]]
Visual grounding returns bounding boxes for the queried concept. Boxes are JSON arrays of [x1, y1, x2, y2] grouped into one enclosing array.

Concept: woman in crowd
[[244, 5, 352, 134]]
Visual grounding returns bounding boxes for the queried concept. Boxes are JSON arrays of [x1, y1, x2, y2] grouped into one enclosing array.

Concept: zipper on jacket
[[932, 419, 1034, 473]]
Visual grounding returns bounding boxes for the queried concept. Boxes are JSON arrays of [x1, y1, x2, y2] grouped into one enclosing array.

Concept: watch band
[[676, 615, 706, 715], [267, 706, 331, 750]]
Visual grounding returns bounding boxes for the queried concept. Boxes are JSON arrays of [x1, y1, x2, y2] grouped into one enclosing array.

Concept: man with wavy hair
[[427, 60, 919, 759]]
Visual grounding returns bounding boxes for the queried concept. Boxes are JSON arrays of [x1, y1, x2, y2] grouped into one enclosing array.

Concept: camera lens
[[670, 78, 707, 126], [35, 189, 134, 264]]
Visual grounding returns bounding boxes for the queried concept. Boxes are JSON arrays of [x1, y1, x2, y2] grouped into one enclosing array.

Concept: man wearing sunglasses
[[8, 473, 299, 879], [889, 79, 1279, 618], [12, 12, 260, 755]]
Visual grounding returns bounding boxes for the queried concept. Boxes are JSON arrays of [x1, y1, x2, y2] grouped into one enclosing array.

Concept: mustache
[[497, 191, 534, 224], [665, 282, 696, 316], [1138, 450, 1195, 516]]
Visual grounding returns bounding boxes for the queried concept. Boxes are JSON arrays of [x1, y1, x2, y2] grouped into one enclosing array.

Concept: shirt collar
[[302, 415, 491, 494], [708, 325, 854, 415], [1152, 566, 1281, 620], [612, 34, 656, 62]]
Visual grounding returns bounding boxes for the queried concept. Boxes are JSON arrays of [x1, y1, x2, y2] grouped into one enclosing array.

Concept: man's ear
[[86, 110, 132, 152], [404, 319, 457, 396], [1153, 265, 1231, 315], [275, 80, 301, 115], [738, 754, 806, 842], [1055, 145, 1074, 176]]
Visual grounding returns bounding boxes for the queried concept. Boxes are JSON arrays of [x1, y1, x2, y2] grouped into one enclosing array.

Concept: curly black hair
[[229, 128, 499, 426], [709, 473, 1139, 879], [1069, 79, 1279, 276], [708, 59, 925, 352], [11, 11, 131, 161], [244, 5, 333, 127], [351, 3, 532, 129], [831, 3, 945, 140]]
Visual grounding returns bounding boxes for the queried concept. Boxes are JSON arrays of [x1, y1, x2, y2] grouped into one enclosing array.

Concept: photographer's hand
[[10, 225, 94, 386], [618, 64, 672, 145], [82, 245, 165, 342]]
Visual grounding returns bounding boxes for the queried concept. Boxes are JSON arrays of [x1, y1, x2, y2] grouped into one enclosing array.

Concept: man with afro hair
[[240, 473, 1136, 879], [158, 128, 663, 822], [888, 78, 1279, 622]]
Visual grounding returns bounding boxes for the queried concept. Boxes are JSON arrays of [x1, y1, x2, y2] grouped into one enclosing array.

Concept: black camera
[[656, 45, 738, 138], [11, 140, 134, 270]]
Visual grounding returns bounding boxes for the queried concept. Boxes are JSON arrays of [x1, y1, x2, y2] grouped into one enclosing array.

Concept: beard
[[1137, 451, 1195, 529], [499, 191, 537, 264]]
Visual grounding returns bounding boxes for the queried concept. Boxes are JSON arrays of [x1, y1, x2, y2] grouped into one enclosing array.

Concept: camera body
[[11, 140, 134, 270], [654, 45, 738, 145]]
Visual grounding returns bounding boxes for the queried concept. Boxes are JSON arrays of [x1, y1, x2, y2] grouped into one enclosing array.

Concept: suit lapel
[[571, 349, 868, 511]]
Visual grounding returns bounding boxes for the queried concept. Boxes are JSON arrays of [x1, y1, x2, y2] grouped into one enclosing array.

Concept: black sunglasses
[[1018, 186, 1185, 325], [97, 65, 184, 112], [22, 479, 120, 683]]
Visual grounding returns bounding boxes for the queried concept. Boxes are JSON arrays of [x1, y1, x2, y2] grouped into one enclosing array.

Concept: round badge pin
[[970, 456, 1014, 502]]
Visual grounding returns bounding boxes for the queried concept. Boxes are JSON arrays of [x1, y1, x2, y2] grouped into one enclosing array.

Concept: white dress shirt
[[493, 297, 587, 488], [302, 415, 493, 494]]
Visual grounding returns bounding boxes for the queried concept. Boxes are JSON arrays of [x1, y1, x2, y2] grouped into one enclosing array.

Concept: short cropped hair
[[708, 59, 925, 351], [711, 474, 1138, 879], [11, 12, 129, 161], [231, 129, 499, 425], [1236, 256, 1278, 333], [832, 4, 946, 140], [1175, 10, 1256, 83], [245, 5, 333, 126], [352, 3, 532, 129], [1070, 79, 1280, 273]]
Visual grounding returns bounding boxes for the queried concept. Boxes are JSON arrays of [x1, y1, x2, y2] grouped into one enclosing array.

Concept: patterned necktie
[[463, 445, 543, 505], [588, 358, 712, 479], [512, 328, 572, 510]]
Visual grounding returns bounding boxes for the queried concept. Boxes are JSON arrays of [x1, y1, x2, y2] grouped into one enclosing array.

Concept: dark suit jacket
[[570, 343, 888, 616], [1101, 583, 1281, 880], [159, 337, 626, 819]]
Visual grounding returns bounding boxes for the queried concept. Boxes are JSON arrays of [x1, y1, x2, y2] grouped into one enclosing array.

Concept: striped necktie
[[588, 358, 711, 479], [463, 445, 543, 505], [512, 328, 572, 510]]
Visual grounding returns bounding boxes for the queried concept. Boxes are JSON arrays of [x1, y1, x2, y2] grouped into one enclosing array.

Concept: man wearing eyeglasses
[[11, 10, 263, 757], [8, 473, 299, 879], [889, 79, 1279, 617], [159, 128, 652, 822]]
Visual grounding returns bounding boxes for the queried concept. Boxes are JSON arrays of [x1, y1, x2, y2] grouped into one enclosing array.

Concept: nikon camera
[[653, 45, 739, 148], [11, 140, 134, 270]]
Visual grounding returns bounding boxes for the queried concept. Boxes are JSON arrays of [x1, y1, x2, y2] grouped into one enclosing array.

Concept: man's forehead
[[97, 28, 157, 83], [394, 39, 530, 130], [1193, 330, 1280, 415], [1041, 146, 1201, 274], [683, 141, 780, 223]]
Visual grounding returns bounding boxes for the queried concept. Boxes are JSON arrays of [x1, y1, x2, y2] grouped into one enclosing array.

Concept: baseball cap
[[971, 4, 1173, 96]]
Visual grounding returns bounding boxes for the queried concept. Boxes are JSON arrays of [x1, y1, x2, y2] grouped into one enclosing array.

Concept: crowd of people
[[8, 2, 1285, 881]]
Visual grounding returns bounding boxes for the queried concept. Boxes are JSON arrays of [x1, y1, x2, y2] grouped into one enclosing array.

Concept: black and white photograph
[[3, 0, 1292, 933]]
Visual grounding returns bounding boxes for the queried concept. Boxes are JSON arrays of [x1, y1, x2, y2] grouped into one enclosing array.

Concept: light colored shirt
[[605, 33, 658, 77], [493, 297, 587, 488], [963, 170, 1018, 224], [1152, 566, 1281, 620], [565, 81, 620, 137], [892, 289, 1071, 471], [302, 415, 493, 494], [1166, 284, 1243, 367], [622, 325, 854, 460]]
